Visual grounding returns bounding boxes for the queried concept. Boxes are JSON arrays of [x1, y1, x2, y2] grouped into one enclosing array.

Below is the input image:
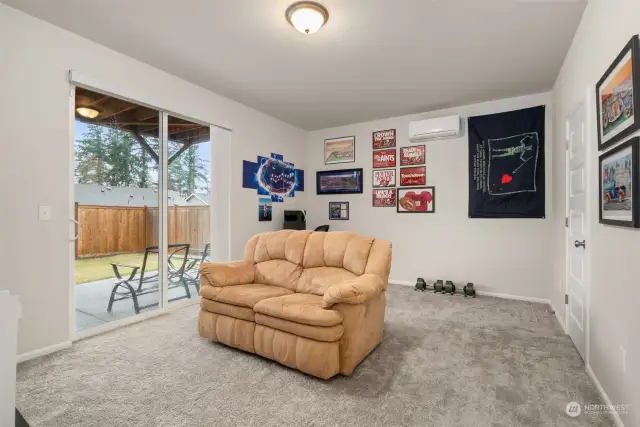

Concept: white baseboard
[[389, 279, 550, 304], [550, 302, 566, 333], [586, 365, 626, 427], [17, 340, 72, 363]]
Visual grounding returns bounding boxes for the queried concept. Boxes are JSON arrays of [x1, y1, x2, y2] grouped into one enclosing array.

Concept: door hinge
[[565, 294, 569, 305], [565, 217, 569, 228]]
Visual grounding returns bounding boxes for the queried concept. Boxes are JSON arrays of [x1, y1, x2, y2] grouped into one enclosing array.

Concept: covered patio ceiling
[[75, 87, 209, 164]]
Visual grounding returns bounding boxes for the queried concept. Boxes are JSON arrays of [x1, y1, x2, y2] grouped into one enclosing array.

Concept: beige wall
[[0, 3, 307, 355], [306, 93, 554, 300], [552, 0, 640, 425]]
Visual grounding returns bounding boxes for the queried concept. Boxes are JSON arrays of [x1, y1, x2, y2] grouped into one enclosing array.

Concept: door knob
[[574, 240, 586, 249]]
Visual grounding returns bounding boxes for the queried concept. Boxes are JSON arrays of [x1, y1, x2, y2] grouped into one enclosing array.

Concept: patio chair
[[107, 243, 191, 314], [183, 242, 210, 294]]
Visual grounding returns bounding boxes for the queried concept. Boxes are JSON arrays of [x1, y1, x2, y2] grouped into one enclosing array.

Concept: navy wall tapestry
[[468, 105, 545, 218]]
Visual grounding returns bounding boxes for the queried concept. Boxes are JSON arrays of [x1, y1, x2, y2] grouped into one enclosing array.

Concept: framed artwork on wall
[[316, 168, 364, 195], [400, 145, 425, 166], [599, 137, 639, 227], [372, 129, 396, 149], [596, 35, 640, 151], [325, 136, 356, 164], [373, 188, 397, 207], [397, 187, 435, 213], [399, 166, 426, 186], [373, 149, 396, 168], [372, 169, 396, 188], [329, 202, 349, 220], [258, 197, 272, 221]]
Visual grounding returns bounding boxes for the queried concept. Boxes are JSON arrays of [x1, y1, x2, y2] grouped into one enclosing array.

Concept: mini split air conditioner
[[409, 115, 461, 141]]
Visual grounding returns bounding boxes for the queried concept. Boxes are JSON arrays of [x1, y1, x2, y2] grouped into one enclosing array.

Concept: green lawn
[[75, 253, 159, 284]]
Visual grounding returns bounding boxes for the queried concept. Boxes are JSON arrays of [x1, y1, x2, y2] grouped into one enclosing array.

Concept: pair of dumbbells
[[434, 280, 455, 294], [434, 280, 477, 297]]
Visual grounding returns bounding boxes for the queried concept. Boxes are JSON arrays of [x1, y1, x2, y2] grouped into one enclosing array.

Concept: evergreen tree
[[75, 122, 210, 195], [75, 124, 109, 184]]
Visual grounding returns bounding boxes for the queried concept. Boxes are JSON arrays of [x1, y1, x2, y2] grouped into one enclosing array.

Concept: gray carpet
[[17, 284, 612, 427]]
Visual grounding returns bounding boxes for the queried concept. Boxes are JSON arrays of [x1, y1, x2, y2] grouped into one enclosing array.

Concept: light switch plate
[[39, 205, 52, 221]]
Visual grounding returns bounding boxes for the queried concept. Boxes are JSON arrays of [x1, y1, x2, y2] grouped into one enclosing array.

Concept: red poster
[[372, 129, 396, 149], [373, 149, 396, 168], [400, 166, 426, 186], [400, 145, 425, 166], [373, 188, 397, 207]]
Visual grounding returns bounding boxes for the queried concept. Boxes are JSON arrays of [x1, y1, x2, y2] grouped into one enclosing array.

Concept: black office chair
[[314, 225, 330, 232]]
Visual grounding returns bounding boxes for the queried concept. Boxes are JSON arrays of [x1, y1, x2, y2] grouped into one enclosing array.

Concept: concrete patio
[[75, 277, 199, 331]]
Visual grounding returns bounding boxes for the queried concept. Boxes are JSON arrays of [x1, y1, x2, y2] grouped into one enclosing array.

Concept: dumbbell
[[463, 282, 476, 298], [414, 277, 427, 292], [444, 280, 456, 294]]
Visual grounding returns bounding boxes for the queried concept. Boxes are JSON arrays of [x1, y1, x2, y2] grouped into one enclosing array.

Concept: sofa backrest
[[243, 230, 392, 295]]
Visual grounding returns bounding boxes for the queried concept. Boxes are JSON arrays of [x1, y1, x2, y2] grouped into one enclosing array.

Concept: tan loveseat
[[198, 230, 392, 379]]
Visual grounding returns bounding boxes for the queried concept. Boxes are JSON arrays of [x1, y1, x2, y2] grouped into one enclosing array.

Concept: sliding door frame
[[68, 71, 230, 341]]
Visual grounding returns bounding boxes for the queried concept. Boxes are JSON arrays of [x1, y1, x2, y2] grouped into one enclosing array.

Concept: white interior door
[[566, 101, 588, 361]]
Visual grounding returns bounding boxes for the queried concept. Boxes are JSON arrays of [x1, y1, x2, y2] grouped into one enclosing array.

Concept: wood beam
[[98, 104, 139, 121], [168, 143, 193, 165], [131, 130, 159, 165]]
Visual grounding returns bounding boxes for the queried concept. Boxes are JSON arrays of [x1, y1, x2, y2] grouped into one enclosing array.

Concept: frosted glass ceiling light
[[76, 107, 100, 119], [286, 2, 329, 34]]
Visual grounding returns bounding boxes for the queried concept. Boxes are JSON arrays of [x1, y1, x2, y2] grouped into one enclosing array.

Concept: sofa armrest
[[199, 260, 255, 288], [321, 274, 384, 308]]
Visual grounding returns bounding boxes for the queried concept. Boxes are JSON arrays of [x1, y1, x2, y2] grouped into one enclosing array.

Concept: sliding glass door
[[72, 86, 208, 333], [165, 115, 211, 307]]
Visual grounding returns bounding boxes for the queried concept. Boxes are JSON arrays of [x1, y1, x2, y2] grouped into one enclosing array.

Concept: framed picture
[[325, 136, 355, 164], [372, 169, 396, 188], [399, 166, 426, 186], [400, 145, 425, 166], [258, 197, 272, 221], [373, 149, 396, 168], [599, 137, 639, 227], [373, 129, 396, 149], [397, 187, 435, 213], [373, 189, 397, 207], [596, 35, 640, 151], [316, 168, 364, 195], [329, 202, 349, 220]]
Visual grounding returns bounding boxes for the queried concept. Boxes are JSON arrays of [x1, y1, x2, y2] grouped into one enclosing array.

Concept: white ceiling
[[5, 0, 586, 130]]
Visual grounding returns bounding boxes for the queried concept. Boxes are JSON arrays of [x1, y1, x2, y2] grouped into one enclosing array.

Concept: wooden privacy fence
[[75, 204, 210, 258]]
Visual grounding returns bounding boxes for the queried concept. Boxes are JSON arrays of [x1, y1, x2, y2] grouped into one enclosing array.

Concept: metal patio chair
[[183, 242, 210, 294], [107, 243, 191, 314]]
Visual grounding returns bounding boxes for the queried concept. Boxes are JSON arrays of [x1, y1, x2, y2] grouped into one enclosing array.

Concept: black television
[[284, 210, 306, 230]]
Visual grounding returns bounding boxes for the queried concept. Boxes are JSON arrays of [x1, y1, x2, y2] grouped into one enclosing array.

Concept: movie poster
[[373, 149, 396, 168], [400, 145, 425, 166], [372, 129, 396, 149], [468, 106, 545, 218], [373, 188, 397, 207]]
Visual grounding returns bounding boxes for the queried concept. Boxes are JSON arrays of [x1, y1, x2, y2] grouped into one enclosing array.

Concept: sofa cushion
[[253, 293, 343, 327], [202, 284, 293, 309], [248, 230, 312, 265], [200, 298, 255, 322], [255, 313, 344, 342], [254, 259, 302, 291], [296, 267, 357, 295]]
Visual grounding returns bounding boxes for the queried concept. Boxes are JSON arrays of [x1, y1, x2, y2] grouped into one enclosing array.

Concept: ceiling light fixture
[[76, 107, 100, 119], [286, 1, 329, 34]]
